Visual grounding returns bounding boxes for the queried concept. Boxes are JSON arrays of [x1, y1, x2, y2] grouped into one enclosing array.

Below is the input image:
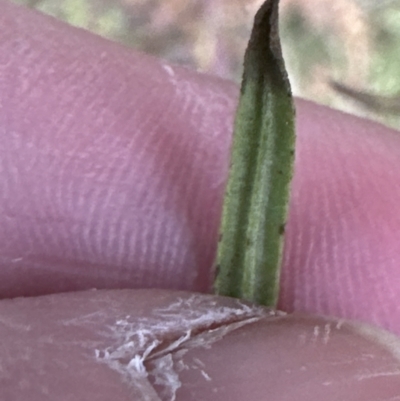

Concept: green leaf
[[214, 0, 295, 307]]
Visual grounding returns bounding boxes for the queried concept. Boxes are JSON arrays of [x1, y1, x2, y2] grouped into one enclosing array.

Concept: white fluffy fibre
[[93, 295, 282, 401]]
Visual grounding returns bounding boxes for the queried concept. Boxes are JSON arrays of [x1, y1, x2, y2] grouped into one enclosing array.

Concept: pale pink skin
[[1, 1, 400, 399]]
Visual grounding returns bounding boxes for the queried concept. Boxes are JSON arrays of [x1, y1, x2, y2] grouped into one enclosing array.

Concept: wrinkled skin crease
[[1, 1, 400, 400]]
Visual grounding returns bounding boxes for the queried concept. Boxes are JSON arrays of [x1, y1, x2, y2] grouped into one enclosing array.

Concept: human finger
[[2, 289, 400, 401]]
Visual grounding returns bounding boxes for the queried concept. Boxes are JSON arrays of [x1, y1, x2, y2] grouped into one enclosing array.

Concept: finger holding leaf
[[1, 1, 400, 400]]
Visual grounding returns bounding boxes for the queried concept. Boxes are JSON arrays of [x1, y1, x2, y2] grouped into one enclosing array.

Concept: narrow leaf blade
[[214, 0, 295, 307]]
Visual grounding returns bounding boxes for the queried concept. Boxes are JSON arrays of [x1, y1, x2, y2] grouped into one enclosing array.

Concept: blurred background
[[11, 0, 400, 129]]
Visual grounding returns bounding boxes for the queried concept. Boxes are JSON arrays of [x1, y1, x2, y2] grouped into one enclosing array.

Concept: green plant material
[[331, 80, 400, 115], [370, 6, 400, 96], [214, 0, 295, 307], [62, 0, 90, 29], [96, 8, 127, 39]]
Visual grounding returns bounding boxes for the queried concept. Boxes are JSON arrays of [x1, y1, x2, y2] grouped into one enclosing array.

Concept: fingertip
[[2, 290, 400, 400], [0, 0, 236, 296], [281, 99, 400, 335]]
